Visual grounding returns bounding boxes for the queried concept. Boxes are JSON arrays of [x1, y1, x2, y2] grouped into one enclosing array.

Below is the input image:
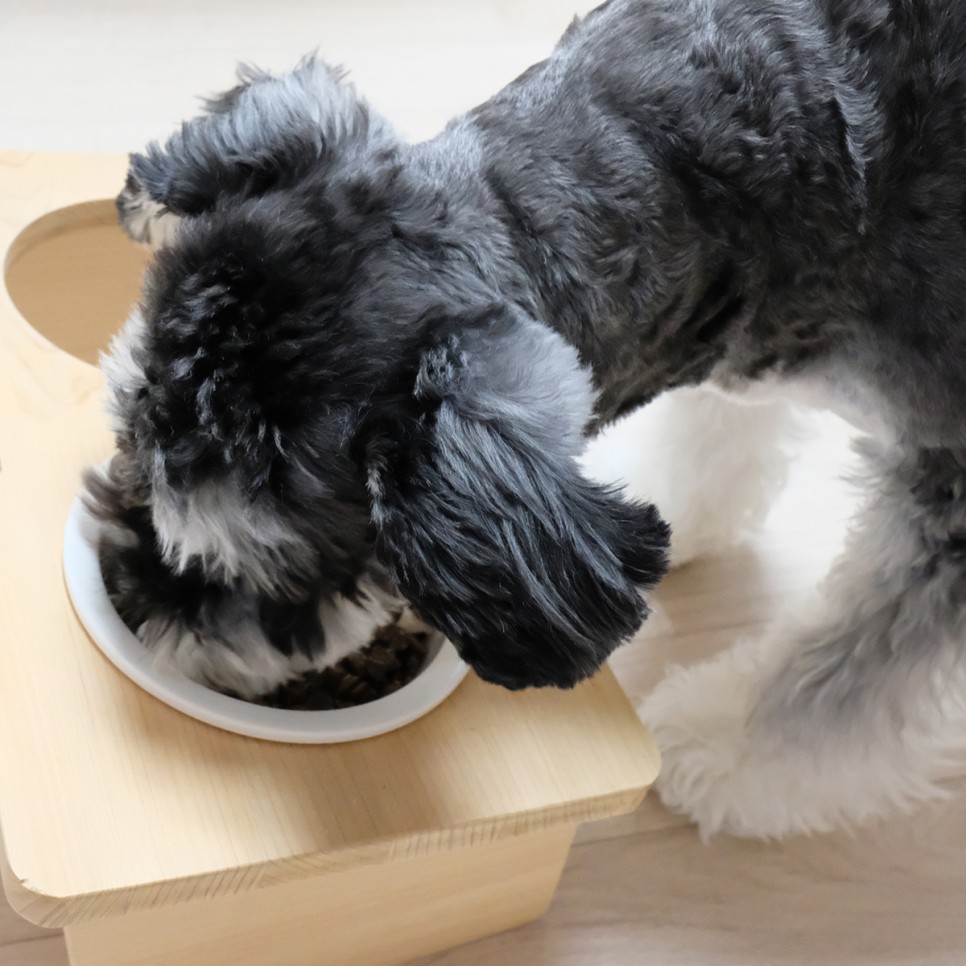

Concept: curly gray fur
[[95, 0, 966, 697]]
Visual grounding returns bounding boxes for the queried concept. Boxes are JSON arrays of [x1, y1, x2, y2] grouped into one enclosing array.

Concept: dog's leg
[[583, 386, 801, 567], [641, 438, 966, 838]]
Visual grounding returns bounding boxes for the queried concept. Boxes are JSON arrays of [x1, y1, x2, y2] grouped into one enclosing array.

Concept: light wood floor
[[3, 1, 966, 963]]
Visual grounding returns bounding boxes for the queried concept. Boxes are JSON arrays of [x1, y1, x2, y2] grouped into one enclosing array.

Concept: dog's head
[[96, 58, 669, 692]]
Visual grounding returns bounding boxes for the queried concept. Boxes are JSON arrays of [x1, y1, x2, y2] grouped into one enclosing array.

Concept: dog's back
[[832, 0, 966, 446], [469, 0, 966, 444]]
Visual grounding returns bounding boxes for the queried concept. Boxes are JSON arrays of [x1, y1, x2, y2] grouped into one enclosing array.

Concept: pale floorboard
[[3, 1, 965, 963], [0, 938, 69, 966], [0, 898, 67, 966]]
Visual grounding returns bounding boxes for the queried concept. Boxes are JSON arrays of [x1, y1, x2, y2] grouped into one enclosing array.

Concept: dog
[[89, 0, 966, 839]]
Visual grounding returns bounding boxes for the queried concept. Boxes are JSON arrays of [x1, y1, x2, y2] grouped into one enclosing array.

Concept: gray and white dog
[[90, 0, 966, 838]]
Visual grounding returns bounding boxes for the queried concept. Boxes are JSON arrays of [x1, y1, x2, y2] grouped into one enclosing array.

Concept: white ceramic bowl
[[63, 495, 468, 743]]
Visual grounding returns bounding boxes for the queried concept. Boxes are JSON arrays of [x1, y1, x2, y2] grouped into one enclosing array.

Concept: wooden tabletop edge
[[2, 783, 656, 928]]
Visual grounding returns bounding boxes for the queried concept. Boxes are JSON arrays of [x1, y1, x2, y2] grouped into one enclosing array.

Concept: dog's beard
[[130, 569, 405, 700], [87, 465, 405, 699]]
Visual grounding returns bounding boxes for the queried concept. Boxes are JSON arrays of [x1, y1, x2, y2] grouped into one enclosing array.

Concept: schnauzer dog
[[91, 0, 966, 839]]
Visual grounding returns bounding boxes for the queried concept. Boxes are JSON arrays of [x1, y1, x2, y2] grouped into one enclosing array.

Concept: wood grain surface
[[63, 827, 577, 966]]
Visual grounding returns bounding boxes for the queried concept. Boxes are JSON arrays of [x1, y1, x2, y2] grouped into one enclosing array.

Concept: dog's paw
[[116, 172, 181, 250], [640, 643, 848, 840], [641, 651, 778, 838], [640, 637, 961, 839]]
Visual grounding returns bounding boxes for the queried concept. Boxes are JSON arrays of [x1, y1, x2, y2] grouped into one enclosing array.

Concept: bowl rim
[[62, 494, 468, 744]]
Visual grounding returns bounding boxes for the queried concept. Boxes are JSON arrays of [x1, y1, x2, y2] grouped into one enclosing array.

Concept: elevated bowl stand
[[0, 151, 660, 966]]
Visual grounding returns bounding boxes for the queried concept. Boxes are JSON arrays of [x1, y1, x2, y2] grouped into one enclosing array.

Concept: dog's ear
[[118, 56, 392, 235], [365, 307, 670, 690]]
